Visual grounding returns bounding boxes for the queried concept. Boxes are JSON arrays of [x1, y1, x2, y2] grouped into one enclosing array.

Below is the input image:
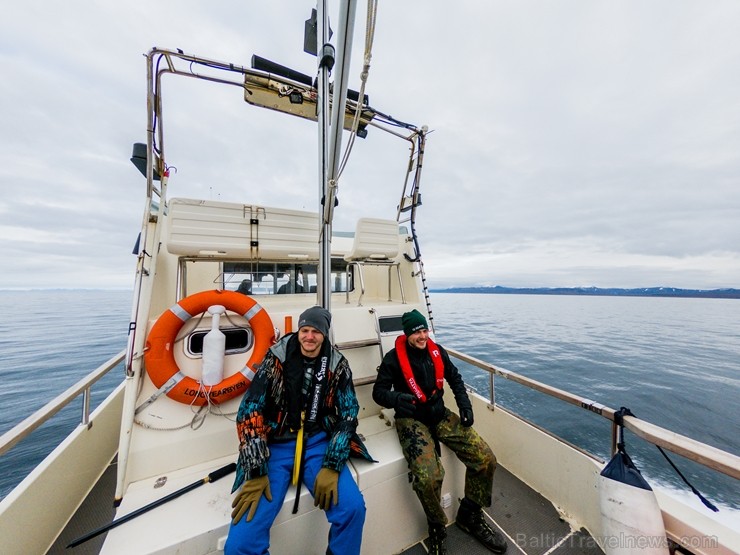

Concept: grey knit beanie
[[297, 306, 331, 337]]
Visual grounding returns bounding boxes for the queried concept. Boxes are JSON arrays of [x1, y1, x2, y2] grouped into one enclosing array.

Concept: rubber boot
[[427, 523, 447, 555], [455, 497, 507, 553]]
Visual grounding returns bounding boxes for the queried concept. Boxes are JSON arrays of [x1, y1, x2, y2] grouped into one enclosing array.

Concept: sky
[[1, 1, 739, 290]]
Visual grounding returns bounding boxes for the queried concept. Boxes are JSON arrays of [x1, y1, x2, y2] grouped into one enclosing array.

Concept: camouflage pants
[[395, 408, 496, 526]]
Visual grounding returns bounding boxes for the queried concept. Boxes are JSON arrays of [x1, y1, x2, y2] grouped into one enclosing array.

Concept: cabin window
[[378, 315, 404, 334], [188, 327, 253, 356], [222, 261, 352, 295]]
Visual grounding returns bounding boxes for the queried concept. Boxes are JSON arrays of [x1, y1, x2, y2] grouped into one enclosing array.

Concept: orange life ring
[[144, 290, 274, 406]]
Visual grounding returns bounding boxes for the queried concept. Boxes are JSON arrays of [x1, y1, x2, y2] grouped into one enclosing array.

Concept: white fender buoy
[[201, 304, 226, 386], [598, 448, 669, 555]]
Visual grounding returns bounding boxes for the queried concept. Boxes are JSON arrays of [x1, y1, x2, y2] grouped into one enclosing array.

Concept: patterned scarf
[[283, 333, 330, 432]]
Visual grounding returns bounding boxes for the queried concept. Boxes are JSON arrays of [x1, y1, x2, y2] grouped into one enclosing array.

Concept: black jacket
[[373, 339, 472, 427]]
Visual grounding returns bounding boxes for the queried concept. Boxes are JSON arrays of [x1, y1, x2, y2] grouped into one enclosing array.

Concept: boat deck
[[49, 461, 117, 554], [54, 462, 604, 555], [401, 466, 605, 555]]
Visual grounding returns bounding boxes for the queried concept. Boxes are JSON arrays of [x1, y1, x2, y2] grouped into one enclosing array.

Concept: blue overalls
[[224, 432, 365, 555]]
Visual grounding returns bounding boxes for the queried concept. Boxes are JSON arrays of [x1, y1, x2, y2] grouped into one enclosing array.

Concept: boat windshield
[[222, 260, 350, 295]]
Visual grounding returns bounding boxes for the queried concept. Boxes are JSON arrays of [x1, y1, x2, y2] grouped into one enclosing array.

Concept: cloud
[[1, 0, 739, 290]]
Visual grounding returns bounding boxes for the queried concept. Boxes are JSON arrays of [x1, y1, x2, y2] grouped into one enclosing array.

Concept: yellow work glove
[[231, 475, 272, 524], [313, 468, 339, 510]]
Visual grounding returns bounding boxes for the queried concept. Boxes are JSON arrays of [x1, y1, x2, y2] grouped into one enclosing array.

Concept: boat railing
[[0, 350, 126, 457], [345, 260, 405, 306], [445, 347, 740, 482]]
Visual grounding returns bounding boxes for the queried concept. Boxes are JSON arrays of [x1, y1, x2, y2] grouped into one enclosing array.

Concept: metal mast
[[317, 0, 357, 309]]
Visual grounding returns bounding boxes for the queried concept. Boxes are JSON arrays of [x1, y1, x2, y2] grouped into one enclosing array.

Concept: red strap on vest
[[395, 335, 445, 403]]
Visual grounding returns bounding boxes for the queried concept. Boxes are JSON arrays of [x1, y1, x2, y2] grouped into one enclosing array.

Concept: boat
[[1, 2, 739, 554]]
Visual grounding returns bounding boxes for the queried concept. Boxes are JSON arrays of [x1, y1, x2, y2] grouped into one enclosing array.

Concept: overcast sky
[[1, 1, 739, 290]]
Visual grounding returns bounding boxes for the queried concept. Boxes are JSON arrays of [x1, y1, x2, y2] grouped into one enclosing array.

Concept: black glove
[[394, 392, 417, 417], [459, 407, 474, 427]]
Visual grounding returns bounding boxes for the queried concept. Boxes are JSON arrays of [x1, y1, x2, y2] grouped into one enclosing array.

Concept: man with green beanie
[[372, 309, 507, 555]]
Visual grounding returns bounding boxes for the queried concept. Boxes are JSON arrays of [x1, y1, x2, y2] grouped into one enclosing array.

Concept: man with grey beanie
[[226, 306, 374, 555]]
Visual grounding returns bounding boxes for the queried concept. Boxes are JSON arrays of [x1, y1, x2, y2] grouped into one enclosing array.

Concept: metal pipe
[[321, 0, 358, 309], [610, 421, 619, 456], [317, 0, 332, 308], [82, 387, 91, 429], [115, 49, 174, 505], [327, 0, 357, 188]]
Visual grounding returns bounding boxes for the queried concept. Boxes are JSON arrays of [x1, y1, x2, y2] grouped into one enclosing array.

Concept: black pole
[[67, 462, 236, 549]]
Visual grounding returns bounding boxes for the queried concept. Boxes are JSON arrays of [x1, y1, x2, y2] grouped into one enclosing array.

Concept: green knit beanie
[[402, 309, 428, 336]]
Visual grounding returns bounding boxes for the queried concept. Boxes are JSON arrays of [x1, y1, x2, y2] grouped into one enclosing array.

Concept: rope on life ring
[[143, 290, 274, 406]]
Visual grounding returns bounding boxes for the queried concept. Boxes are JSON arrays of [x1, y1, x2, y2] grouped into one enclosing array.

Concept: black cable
[[615, 406, 718, 512], [656, 446, 718, 512]]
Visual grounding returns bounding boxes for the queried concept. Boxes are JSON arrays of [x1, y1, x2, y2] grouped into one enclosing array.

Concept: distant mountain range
[[431, 286, 740, 299]]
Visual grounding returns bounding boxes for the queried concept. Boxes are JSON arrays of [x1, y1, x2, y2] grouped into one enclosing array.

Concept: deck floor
[[55, 463, 604, 554], [50, 461, 117, 554], [401, 466, 605, 555]]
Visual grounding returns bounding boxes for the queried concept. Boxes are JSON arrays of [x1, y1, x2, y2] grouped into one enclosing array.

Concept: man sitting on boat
[[372, 310, 508, 555], [226, 306, 373, 555]]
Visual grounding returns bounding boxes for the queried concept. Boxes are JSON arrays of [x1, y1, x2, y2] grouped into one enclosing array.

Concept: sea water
[[430, 293, 740, 525], [1, 290, 738, 524], [0, 289, 132, 501]]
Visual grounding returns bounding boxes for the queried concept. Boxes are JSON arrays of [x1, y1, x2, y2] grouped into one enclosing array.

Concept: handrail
[[354, 376, 377, 387], [337, 338, 381, 350], [345, 260, 405, 307], [622, 416, 740, 480], [0, 350, 125, 457], [445, 347, 740, 481]]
